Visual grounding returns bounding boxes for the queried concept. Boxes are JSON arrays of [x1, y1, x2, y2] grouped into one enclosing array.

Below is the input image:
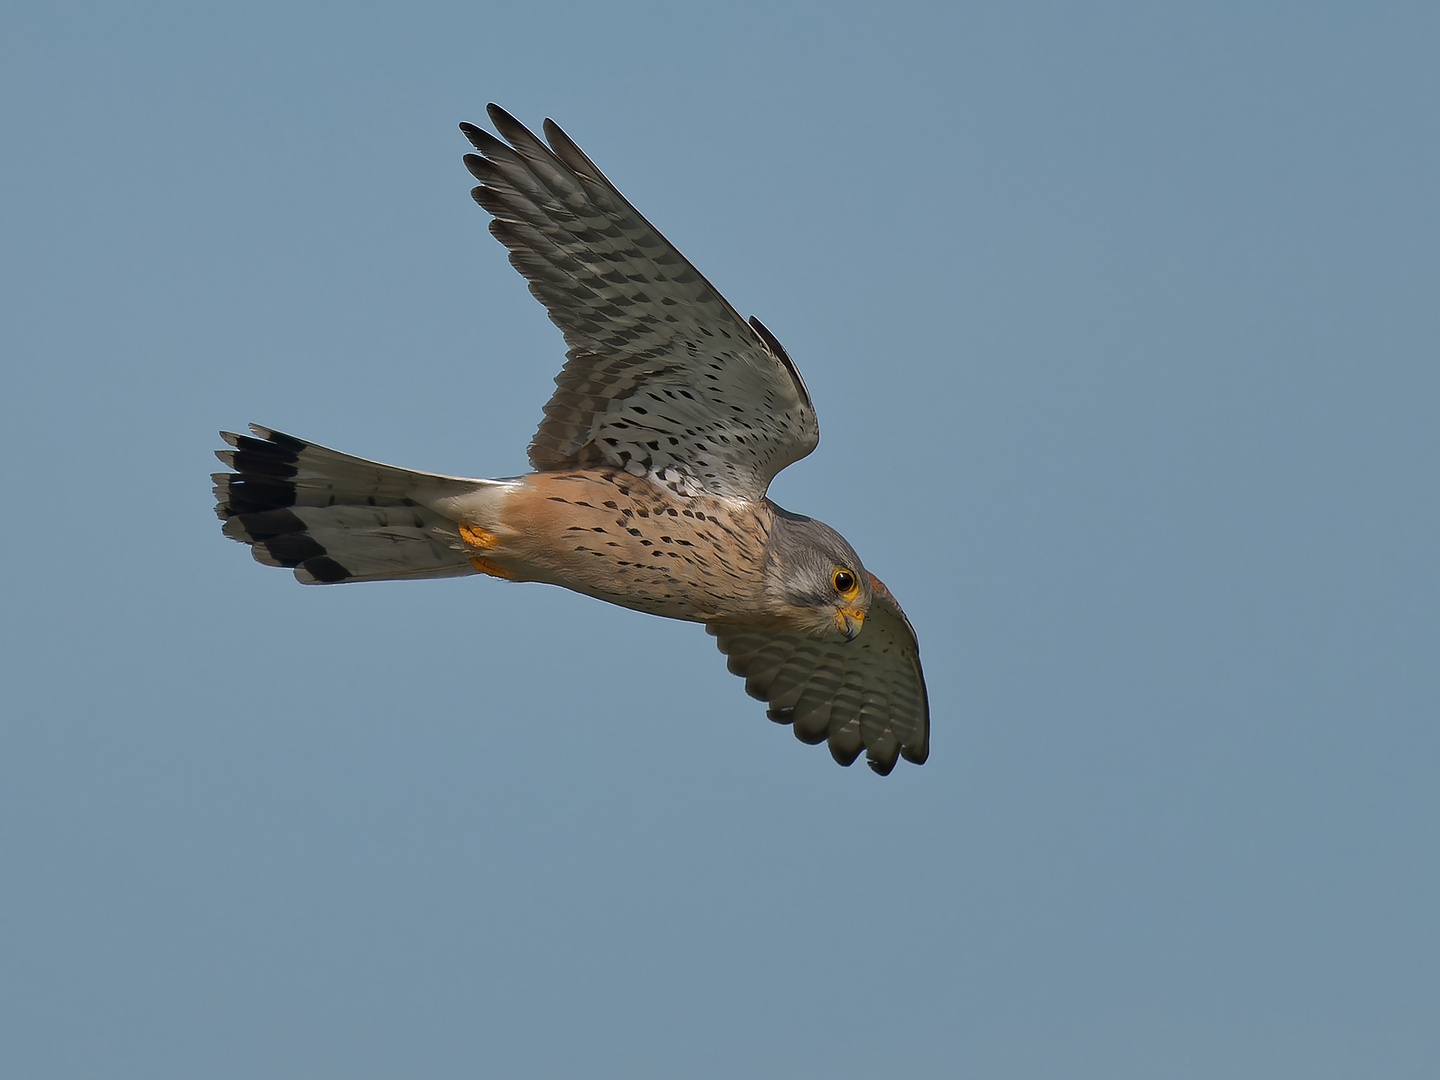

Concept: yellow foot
[[458, 523, 516, 580], [468, 555, 515, 579], [458, 522, 498, 549]]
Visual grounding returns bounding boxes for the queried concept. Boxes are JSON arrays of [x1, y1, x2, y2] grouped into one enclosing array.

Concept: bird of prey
[[215, 105, 929, 774]]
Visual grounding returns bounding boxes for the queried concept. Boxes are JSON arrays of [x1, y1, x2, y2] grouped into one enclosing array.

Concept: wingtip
[[464, 108, 532, 156], [827, 738, 864, 768], [459, 120, 486, 151], [901, 742, 930, 766], [485, 103, 532, 144]]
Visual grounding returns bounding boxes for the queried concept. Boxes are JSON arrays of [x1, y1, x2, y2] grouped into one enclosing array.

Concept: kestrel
[[215, 105, 929, 774]]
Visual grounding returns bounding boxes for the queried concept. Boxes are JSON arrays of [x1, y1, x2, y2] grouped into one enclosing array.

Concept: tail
[[213, 424, 509, 584]]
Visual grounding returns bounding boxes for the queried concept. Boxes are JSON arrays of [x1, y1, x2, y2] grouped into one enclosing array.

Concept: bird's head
[[762, 506, 874, 641]]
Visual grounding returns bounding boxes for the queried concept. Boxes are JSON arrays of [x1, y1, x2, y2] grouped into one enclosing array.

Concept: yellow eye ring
[[832, 568, 858, 598]]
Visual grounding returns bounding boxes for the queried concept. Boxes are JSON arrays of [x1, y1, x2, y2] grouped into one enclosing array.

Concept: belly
[[486, 469, 771, 623]]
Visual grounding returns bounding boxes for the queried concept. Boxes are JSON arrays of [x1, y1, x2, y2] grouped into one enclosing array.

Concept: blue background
[[3, 2, 1437, 1076]]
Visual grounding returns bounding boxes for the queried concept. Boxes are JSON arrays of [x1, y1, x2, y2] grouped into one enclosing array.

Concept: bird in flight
[[215, 105, 929, 774]]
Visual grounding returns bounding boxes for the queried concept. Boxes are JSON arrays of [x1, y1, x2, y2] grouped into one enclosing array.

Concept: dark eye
[[832, 569, 856, 595]]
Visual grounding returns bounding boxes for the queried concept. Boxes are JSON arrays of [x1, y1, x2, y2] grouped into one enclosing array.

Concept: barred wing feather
[[461, 105, 818, 501], [708, 577, 929, 775]]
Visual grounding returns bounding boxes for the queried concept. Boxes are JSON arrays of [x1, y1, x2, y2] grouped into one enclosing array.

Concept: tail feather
[[214, 425, 506, 584]]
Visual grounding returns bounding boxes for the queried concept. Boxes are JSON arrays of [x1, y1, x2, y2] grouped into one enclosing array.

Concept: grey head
[[762, 505, 874, 640]]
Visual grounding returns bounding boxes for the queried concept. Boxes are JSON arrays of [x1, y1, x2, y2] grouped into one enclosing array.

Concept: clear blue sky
[[3, 2, 1437, 1077]]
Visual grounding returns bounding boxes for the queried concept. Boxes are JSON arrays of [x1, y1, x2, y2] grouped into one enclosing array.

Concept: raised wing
[[708, 574, 929, 775], [461, 105, 819, 502]]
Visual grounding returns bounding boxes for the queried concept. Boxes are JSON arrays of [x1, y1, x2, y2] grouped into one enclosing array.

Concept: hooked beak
[[836, 607, 865, 642]]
